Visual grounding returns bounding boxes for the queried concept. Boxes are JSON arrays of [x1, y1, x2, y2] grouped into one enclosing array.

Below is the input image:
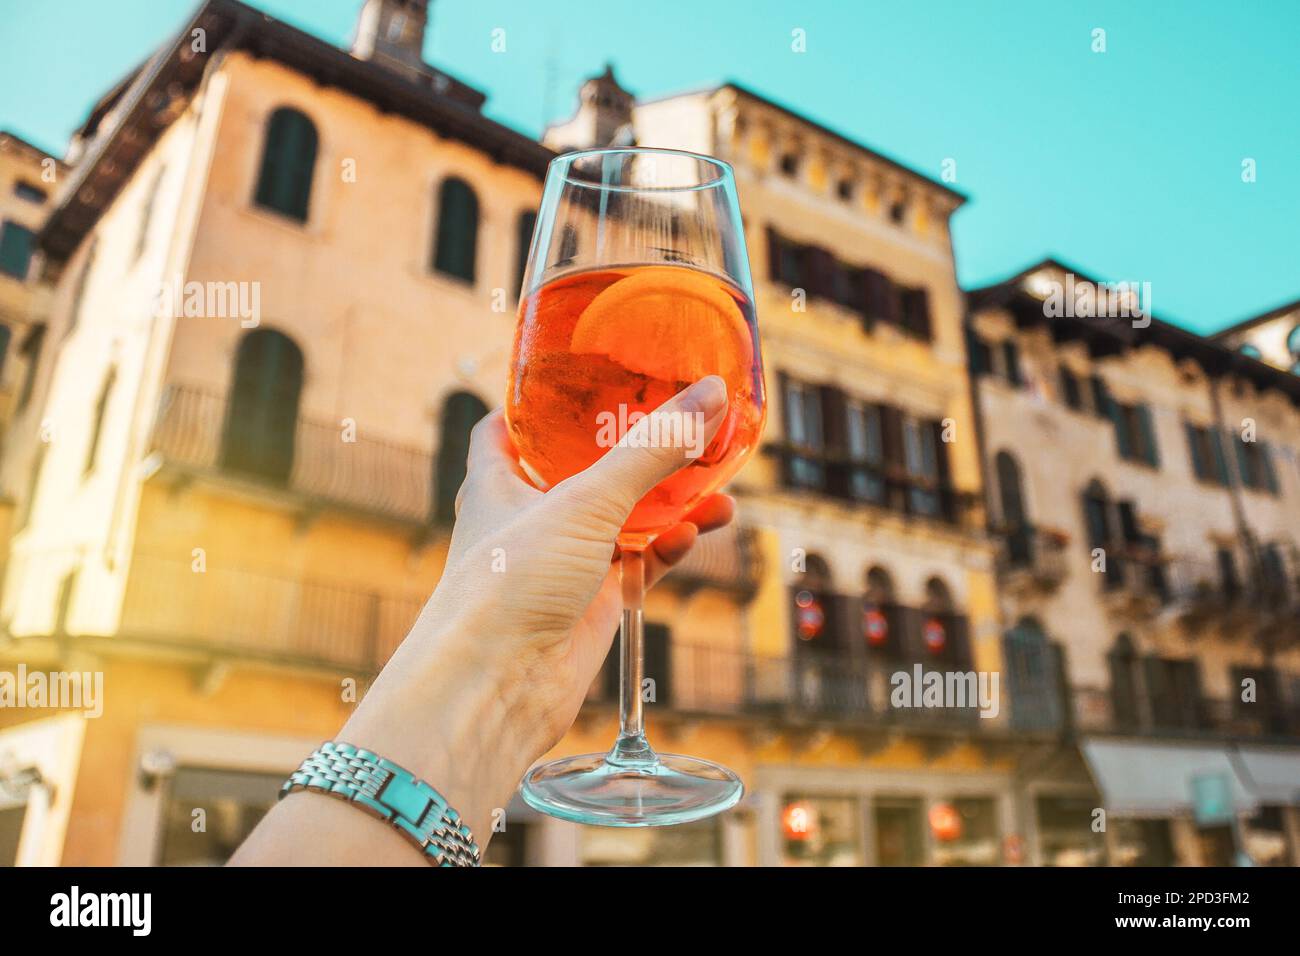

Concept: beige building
[[970, 260, 1300, 866]]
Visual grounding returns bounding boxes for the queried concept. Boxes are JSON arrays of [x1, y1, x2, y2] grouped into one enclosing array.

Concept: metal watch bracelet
[[280, 741, 481, 867]]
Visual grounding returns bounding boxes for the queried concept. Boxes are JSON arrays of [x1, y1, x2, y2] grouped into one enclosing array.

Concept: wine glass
[[505, 147, 766, 826]]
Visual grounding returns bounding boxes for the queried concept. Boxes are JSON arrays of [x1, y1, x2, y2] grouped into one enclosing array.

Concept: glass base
[[519, 751, 744, 827]]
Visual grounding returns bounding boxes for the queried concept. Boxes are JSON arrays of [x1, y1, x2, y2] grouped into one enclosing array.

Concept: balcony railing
[[663, 523, 764, 597], [1068, 684, 1300, 741], [588, 641, 1018, 733], [763, 442, 980, 530], [1098, 547, 1170, 615], [119, 552, 425, 671], [995, 525, 1069, 592], [148, 384, 435, 524]]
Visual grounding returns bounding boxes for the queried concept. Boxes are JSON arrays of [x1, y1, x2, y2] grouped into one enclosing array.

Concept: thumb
[[558, 375, 730, 523]]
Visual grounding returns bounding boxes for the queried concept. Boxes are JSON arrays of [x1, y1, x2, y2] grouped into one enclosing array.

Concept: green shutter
[[0, 221, 36, 279], [433, 178, 479, 282], [1137, 404, 1160, 468], [1113, 403, 1134, 460], [255, 109, 318, 222], [1184, 423, 1206, 480], [1210, 429, 1232, 486], [1233, 435, 1254, 488]]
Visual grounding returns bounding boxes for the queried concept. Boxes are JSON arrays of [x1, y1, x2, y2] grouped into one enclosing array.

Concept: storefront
[[753, 766, 1018, 866], [1079, 738, 1300, 867]]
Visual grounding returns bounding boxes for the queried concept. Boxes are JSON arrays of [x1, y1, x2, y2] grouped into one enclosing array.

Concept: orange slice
[[569, 266, 753, 383]]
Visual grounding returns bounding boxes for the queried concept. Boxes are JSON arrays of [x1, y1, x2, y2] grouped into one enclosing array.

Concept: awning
[[1233, 747, 1300, 805], [1081, 738, 1257, 816]]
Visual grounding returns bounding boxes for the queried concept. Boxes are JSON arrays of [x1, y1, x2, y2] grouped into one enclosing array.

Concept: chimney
[[545, 64, 636, 150], [352, 0, 431, 80]]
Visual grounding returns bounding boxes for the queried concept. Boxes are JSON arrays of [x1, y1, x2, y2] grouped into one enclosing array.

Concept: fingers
[[455, 410, 540, 517], [642, 493, 736, 588], [684, 493, 734, 534], [556, 376, 730, 529]]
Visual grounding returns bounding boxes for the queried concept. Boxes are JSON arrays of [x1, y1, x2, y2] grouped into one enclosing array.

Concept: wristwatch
[[281, 741, 481, 867]]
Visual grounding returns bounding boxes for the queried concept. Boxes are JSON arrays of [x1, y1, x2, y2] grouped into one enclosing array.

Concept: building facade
[[970, 261, 1300, 866], [0, 0, 1296, 867]]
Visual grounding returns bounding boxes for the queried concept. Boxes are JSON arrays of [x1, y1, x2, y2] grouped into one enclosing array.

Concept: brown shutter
[[820, 385, 847, 497], [930, 419, 954, 521]]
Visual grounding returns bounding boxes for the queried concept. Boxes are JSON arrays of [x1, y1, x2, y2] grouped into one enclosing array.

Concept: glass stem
[[609, 547, 657, 767]]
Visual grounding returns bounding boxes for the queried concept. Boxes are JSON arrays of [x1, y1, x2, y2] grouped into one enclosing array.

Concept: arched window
[[1286, 324, 1300, 359], [514, 209, 537, 299], [863, 566, 899, 656], [254, 107, 318, 222], [220, 329, 304, 483], [793, 554, 838, 650], [995, 450, 1031, 566], [1003, 616, 1064, 731], [432, 177, 479, 282], [1108, 633, 1141, 730], [920, 577, 967, 665], [434, 391, 489, 523]]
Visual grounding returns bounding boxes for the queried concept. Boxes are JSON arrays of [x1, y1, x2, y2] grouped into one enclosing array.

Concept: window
[[1113, 401, 1160, 467], [135, 165, 166, 262], [966, 329, 993, 377], [1089, 374, 1112, 419], [1238, 343, 1262, 361], [1185, 423, 1230, 486], [836, 178, 854, 201], [1108, 633, 1141, 729], [767, 229, 803, 287], [15, 323, 45, 411], [781, 376, 825, 490], [783, 794, 862, 866], [434, 391, 489, 523], [844, 399, 885, 503], [1233, 437, 1278, 493], [84, 367, 116, 474], [1288, 324, 1300, 360], [999, 340, 1023, 387], [65, 237, 97, 338], [14, 181, 47, 204], [888, 200, 907, 224], [0, 323, 10, 380], [1216, 548, 1241, 601], [0, 221, 36, 280], [995, 451, 1031, 565], [514, 209, 537, 299], [432, 177, 479, 283], [158, 767, 282, 865], [899, 287, 932, 341], [254, 107, 318, 222], [778, 152, 800, 176], [902, 417, 942, 517], [1113, 819, 1176, 866], [1059, 365, 1083, 410], [1144, 657, 1203, 731], [874, 796, 922, 866], [220, 329, 304, 483]]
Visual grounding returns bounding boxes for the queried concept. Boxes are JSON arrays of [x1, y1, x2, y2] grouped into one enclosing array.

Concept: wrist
[[339, 607, 543, 843]]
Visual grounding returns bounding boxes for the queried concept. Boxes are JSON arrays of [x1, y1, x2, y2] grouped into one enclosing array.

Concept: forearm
[[230, 606, 543, 866]]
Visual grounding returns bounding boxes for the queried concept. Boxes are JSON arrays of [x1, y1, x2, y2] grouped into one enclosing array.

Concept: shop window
[[1035, 794, 1105, 866], [1112, 818, 1176, 866], [1242, 806, 1293, 866], [874, 796, 923, 866], [581, 818, 722, 866], [157, 767, 283, 865], [782, 794, 862, 866], [930, 797, 1001, 866]]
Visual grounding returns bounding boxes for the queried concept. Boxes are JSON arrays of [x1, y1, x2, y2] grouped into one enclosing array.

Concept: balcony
[[147, 383, 434, 526], [764, 441, 980, 531], [1098, 548, 1169, 618], [1166, 555, 1299, 641], [995, 525, 1069, 594], [587, 639, 1025, 737], [662, 523, 764, 599], [1068, 684, 1300, 742], [118, 551, 424, 672]]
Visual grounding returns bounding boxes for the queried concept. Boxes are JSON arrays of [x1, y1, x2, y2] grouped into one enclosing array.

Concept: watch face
[[376, 772, 436, 825]]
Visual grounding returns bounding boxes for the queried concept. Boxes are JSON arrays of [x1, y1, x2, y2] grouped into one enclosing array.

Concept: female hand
[[232, 375, 731, 864]]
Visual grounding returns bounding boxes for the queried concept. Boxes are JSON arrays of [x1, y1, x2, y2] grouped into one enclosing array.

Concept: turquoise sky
[[2, 0, 1296, 334]]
